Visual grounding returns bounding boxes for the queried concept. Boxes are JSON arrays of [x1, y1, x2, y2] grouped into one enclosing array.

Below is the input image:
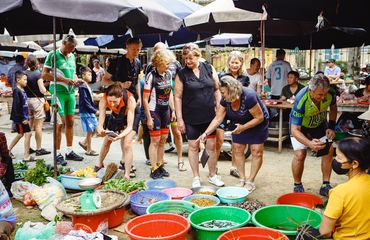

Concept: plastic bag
[[14, 221, 56, 240], [11, 180, 38, 201], [30, 177, 67, 210]]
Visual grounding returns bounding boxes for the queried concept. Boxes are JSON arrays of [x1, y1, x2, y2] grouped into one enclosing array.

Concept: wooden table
[[264, 101, 293, 153]]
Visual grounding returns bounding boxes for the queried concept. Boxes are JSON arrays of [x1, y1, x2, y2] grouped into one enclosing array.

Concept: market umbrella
[[0, 0, 182, 177], [210, 33, 252, 46], [0, 41, 41, 52], [43, 38, 100, 53]]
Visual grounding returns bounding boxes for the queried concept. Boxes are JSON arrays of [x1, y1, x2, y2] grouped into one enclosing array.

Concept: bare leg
[[292, 149, 307, 184], [233, 143, 246, 180], [188, 140, 200, 177], [122, 131, 135, 179], [23, 132, 32, 160], [231, 144, 237, 168], [171, 124, 183, 163], [247, 144, 264, 182], [65, 114, 74, 147], [85, 132, 94, 152], [157, 134, 168, 165], [33, 119, 44, 150], [206, 137, 217, 177], [215, 129, 224, 160], [8, 134, 23, 152], [321, 145, 334, 182], [149, 136, 161, 167], [136, 124, 143, 142], [56, 123, 63, 151], [96, 136, 112, 167]]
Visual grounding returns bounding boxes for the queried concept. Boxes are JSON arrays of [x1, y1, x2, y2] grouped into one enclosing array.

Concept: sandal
[[235, 179, 245, 187], [119, 162, 136, 172], [244, 181, 256, 192], [178, 161, 187, 171], [79, 141, 87, 151], [128, 171, 136, 178], [23, 156, 36, 162], [85, 150, 99, 156], [230, 167, 240, 178]]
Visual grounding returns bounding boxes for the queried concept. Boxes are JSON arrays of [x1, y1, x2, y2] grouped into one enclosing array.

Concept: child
[[78, 67, 99, 156], [0, 180, 16, 239], [8, 71, 33, 161]]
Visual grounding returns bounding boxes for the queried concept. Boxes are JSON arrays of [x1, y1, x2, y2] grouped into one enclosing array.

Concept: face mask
[[332, 158, 350, 175]]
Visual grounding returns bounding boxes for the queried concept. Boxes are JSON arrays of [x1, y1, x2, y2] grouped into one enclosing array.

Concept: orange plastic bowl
[[218, 227, 289, 240], [276, 192, 323, 209]]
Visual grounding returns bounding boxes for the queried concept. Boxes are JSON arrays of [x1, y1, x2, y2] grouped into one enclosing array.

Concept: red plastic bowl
[[161, 187, 192, 200], [276, 192, 324, 209], [218, 227, 289, 240], [125, 213, 190, 240]]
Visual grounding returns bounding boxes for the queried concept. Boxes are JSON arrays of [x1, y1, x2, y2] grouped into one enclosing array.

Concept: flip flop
[[178, 161, 187, 171], [79, 141, 87, 151], [85, 150, 99, 156], [23, 156, 36, 162]]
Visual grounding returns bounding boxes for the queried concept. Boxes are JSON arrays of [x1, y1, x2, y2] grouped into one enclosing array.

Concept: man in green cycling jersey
[[42, 35, 84, 165], [290, 74, 337, 197]]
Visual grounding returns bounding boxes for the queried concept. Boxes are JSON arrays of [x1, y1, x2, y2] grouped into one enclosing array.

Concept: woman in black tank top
[[174, 43, 224, 188]]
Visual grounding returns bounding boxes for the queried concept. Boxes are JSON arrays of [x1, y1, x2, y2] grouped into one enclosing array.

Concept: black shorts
[[185, 122, 216, 140], [15, 123, 31, 134], [301, 124, 327, 139], [133, 105, 141, 133], [149, 109, 170, 137]]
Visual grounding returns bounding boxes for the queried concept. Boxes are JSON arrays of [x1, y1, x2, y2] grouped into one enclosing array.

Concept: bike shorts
[[52, 92, 76, 117], [149, 109, 170, 137]]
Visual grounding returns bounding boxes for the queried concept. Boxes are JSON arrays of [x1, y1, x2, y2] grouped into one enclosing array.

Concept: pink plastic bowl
[[161, 187, 193, 200]]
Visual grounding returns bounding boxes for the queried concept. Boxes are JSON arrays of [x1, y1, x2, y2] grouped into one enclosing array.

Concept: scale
[[78, 178, 102, 211]]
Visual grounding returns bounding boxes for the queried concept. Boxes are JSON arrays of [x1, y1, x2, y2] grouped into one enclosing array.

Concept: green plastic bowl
[[189, 206, 251, 240], [252, 204, 322, 236], [335, 132, 349, 141], [146, 200, 199, 217]]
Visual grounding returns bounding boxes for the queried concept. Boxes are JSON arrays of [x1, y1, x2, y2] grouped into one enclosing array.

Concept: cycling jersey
[[290, 86, 336, 129], [144, 69, 172, 112]]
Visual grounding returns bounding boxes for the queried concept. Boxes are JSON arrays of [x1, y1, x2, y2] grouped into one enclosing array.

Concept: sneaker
[[319, 183, 332, 197], [293, 184, 305, 193], [57, 154, 67, 166], [150, 168, 163, 179], [36, 148, 51, 156], [29, 148, 36, 154], [158, 165, 169, 177], [65, 151, 84, 161], [208, 175, 225, 187], [192, 177, 201, 188]]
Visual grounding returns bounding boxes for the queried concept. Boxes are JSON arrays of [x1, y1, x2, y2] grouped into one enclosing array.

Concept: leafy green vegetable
[[24, 159, 53, 186], [103, 178, 145, 193], [13, 161, 28, 170]]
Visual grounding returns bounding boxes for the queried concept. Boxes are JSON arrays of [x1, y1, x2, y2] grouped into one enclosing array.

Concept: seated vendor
[[354, 75, 370, 101], [280, 70, 304, 120], [324, 59, 341, 82], [0, 180, 16, 240], [319, 137, 370, 240]]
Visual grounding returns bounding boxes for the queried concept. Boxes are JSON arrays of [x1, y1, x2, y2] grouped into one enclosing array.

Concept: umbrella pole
[[309, 34, 312, 77], [53, 17, 58, 178]]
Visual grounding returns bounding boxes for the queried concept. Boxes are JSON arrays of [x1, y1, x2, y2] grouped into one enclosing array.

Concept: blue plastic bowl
[[216, 187, 250, 204], [130, 190, 171, 215], [183, 194, 220, 207], [146, 179, 176, 190], [60, 174, 84, 190]]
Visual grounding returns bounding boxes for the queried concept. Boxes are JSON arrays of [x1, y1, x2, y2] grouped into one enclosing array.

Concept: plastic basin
[[146, 200, 199, 218], [183, 194, 220, 207], [161, 187, 192, 200], [252, 205, 322, 236], [189, 206, 251, 240], [130, 190, 171, 215], [146, 179, 176, 190], [60, 174, 84, 190], [125, 213, 190, 240], [276, 192, 324, 209], [216, 187, 249, 204], [218, 227, 289, 240]]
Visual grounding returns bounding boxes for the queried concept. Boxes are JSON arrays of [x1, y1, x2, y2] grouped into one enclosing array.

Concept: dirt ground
[[0, 114, 346, 239]]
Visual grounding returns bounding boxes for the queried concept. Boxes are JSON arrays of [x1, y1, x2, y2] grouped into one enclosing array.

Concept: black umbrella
[[0, 0, 182, 177]]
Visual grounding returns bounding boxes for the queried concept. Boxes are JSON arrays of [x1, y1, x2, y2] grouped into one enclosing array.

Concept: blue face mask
[[332, 158, 349, 175]]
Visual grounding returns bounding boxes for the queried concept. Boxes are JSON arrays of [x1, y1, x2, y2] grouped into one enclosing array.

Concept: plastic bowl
[[189, 206, 251, 240], [146, 200, 199, 218], [216, 187, 249, 204], [146, 179, 176, 190], [218, 227, 289, 240], [130, 190, 171, 215], [60, 174, 84, 190], [191, 186, 218, 195], [161, 187, 192, 200], [252, 205, 322, 236], [276, 192, 324, 209], [183, 194, 220, 207], [125, 213, 190, 240]]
